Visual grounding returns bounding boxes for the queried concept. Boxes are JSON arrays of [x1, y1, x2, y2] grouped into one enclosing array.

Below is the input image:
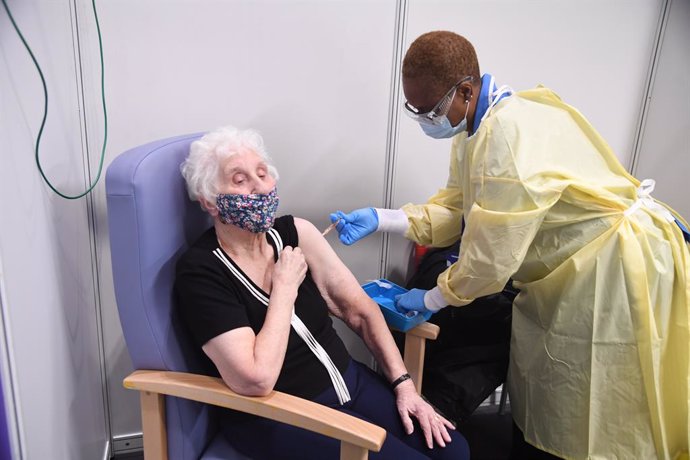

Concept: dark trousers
[[223, 360, 470, 460], [510, 421, 562, 460]]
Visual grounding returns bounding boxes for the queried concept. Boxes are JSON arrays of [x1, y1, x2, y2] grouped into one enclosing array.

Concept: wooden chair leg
[[340, 441, 369, 460], [140, 391, 168, 460]]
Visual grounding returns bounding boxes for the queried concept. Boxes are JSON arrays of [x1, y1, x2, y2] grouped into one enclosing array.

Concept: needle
[[321, 218, 341, 237]]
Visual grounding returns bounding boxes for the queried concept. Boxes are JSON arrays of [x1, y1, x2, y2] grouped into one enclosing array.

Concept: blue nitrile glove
[[329, 208, 378, 246], [395, 288, 431, 313]]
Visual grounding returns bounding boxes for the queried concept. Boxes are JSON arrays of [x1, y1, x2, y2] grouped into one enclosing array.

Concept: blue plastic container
[[361, 279, 432, 332]]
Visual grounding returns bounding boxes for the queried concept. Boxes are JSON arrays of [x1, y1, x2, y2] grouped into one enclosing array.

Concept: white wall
[[633, 0, 690, 221], [0, 0, 108, 459], [0, 0, 684, 457]]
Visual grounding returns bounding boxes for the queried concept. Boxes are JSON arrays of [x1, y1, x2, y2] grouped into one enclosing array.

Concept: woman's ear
[[200, 197, 219, 217]]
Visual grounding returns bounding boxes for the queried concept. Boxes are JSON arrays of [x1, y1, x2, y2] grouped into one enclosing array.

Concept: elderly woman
[[174, 125, 470, 460]]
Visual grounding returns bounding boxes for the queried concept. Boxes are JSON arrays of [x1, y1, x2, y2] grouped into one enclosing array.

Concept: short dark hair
[[402, 31, 481, 96]]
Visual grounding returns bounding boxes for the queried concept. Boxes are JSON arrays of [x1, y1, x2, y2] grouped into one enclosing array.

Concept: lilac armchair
[[105, 133, 438, 460]]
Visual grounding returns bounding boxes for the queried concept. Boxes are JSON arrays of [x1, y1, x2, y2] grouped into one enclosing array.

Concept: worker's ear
[[459, 81, 474, 102]]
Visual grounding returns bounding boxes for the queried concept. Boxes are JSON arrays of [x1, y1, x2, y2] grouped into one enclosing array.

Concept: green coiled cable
[[1, 0, 108, 199]]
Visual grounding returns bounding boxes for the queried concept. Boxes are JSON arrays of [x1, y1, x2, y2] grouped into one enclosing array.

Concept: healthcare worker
[[331, 31, 690, 460]]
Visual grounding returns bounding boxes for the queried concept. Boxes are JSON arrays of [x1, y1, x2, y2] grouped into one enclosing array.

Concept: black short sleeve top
[[174, 215, 350, 399]]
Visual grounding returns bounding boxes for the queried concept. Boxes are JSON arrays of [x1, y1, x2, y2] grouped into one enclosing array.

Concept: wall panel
[[0, 0, 108, 458], [633, 0, 690, 222]]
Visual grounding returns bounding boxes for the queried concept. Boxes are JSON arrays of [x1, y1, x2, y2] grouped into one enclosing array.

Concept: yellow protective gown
[[401, 87, 690, 459]]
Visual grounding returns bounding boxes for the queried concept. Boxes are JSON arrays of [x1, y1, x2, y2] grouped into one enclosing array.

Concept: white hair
[[181, 125, 279, 204]]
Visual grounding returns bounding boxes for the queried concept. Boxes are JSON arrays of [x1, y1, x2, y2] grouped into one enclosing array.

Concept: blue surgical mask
[[420, 98, 470, 139]]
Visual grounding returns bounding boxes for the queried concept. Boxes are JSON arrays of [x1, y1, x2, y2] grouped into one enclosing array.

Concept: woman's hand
[[272, 246, 307, 300], [394, 380, 455, 449]]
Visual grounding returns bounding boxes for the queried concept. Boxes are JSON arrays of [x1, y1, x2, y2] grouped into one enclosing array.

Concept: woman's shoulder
[[176, 226, 219, 271], [272, 215, 325, 249], [497, 87, 569, 123], [273, 214, 295, 230], [272, 215, 297, 246]]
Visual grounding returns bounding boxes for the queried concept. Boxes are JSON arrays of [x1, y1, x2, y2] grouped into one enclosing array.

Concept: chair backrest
[[106, 133, 217, 460]]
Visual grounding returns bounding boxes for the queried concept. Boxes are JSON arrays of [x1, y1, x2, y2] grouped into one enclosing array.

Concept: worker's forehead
[[403, 76, 446, 109]]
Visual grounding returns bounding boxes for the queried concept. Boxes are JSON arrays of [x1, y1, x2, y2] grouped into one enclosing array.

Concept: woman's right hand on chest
[[272, 246, 307, 299]]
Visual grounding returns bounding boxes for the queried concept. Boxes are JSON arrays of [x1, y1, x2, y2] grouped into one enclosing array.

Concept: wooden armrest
[[405, 321, 439, 340], [124, 370, 385, 460], [389, 320, 439, 339]]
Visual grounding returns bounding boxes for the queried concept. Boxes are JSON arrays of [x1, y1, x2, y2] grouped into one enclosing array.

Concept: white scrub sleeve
[[375, 208, 409, 235], [424, 287, 448, 312]]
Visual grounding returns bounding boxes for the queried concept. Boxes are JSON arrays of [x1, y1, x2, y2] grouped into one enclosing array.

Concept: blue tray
[[361, 279, 432, 332]]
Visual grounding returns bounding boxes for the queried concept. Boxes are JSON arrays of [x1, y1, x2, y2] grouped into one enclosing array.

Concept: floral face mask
[[216, 187, 279, 233]]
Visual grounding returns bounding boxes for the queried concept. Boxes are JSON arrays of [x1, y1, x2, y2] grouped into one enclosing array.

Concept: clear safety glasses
[[404, 76, 473, 126]]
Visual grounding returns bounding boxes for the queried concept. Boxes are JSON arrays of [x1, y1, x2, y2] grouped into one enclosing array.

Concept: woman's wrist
[[392, 377, 416, 396], [390, 372, 412, 389], [267, 286, 298, 309]]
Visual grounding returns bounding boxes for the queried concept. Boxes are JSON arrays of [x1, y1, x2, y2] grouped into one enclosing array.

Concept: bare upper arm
[[293, 217, 367, 318]]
